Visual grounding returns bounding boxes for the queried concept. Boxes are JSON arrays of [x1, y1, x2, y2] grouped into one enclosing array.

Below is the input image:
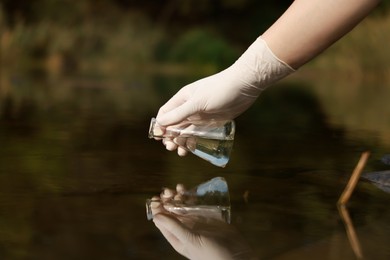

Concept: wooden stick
[[338, 151, 370, 205], [337, 151, 369, 258], [338, 204, 363, 259]]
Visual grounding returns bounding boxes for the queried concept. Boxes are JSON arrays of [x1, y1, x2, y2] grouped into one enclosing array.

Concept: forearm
[[262, 0, 381, 69]]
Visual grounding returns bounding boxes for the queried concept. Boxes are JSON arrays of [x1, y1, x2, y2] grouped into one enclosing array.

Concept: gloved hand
[[150, 185, 257, 260], [155, 37, 294, 155]]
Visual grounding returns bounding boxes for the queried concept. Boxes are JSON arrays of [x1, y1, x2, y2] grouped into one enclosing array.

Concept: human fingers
[[174, 185, 184, 201], [173, 183, 187, 201], [161, 186, 186, 205], [161, 187, 175, 201], [172, 137, 189, 156], [177, 147, 187, 156], [176, 183, 186, 194], [163, 138, 178, 151]]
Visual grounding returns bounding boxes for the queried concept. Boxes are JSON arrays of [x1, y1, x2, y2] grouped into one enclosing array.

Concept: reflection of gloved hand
[[156, 37, 294, 154], [153, 213, 256, 260], [150, 185, 257, 260]]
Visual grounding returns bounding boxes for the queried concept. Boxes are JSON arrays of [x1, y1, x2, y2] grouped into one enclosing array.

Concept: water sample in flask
[[146, 176, 231, 223], [148, 118, 235, 167]]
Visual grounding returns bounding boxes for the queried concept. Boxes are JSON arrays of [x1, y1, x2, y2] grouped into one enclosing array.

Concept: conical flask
[[146, 177, 231, 223], [148, 118, 235, 167]]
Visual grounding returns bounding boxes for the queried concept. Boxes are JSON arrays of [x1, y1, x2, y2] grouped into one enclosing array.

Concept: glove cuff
[[232, 36, 295, 92]]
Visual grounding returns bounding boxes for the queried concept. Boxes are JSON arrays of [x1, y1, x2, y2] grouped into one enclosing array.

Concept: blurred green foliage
[[0, 0, 292, 78], [160, 29, 239, 70], [1, 0, 390, 78]]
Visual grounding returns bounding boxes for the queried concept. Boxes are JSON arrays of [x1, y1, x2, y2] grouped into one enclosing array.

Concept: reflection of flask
[[148, 118, 235, 167], [146, 177, 231, 223]]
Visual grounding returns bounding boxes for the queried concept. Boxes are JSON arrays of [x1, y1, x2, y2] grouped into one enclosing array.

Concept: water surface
[[0, 74, 389, 259]]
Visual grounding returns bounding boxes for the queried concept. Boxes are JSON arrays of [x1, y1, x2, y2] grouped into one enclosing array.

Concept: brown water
[[0, 74, 390, 259]]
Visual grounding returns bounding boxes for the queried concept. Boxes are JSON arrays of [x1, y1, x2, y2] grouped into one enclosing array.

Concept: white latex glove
[[156, 37, 294, 155], [150, 185, 257, 260]]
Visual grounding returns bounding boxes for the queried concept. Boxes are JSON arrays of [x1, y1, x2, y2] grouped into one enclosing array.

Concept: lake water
[[0, 72, 389, 259]]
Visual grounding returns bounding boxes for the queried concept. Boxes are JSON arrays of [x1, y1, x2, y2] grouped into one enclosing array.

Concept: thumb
[[153, 214, 191, 254], [153, 214, 190, 242], [157, 101, 197, 126]]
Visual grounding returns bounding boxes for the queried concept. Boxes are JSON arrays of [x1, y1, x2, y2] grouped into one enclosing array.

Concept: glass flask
[[148, 118, 235, 167], [146, 177, 231, 223]]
